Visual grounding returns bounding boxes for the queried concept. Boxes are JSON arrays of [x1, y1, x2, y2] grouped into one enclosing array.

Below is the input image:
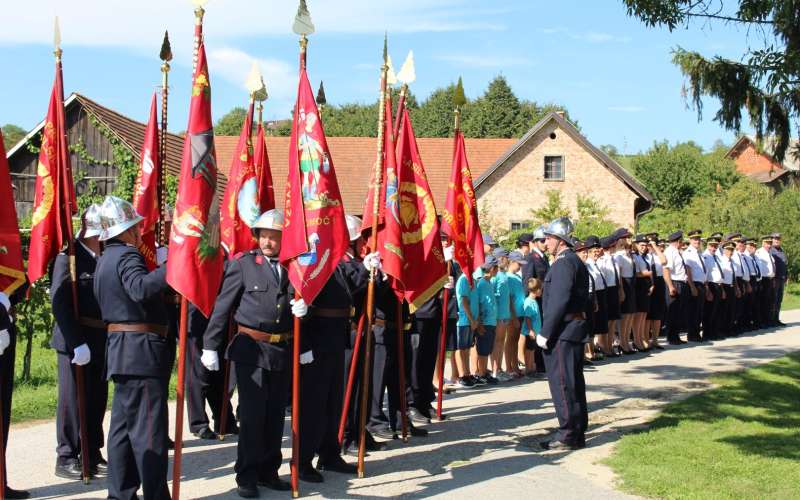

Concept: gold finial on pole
[[453, 76, 466, 131], [191, 0, 208, 73], [158, 30, 173, 245], [293, 0, 315, 69]]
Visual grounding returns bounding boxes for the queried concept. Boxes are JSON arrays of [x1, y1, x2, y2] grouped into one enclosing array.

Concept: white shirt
[[717, 252, 735, 285], [703, 250, 724, 284], [586, 258, 606, 291], [682, 246, 707, 283], [664, 245, 687, 282], [755, 247, 775, 278], [732, 250, 749, 280], [646, 253, 664, 277], [743, 250, 761, 281], [598, 253, 618, 287], [614, 250, 635, 279]]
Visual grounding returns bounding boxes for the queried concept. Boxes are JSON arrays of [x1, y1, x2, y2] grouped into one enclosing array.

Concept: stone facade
[[476, 118, 642, 232]]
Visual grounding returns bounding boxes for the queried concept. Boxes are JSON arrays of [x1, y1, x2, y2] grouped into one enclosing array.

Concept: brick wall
[[732, 142, 783, 175], [476, 120, 638, 232]]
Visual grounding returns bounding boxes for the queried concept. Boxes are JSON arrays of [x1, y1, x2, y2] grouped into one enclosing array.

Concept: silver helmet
[[81, 203, 103, 239], [345, 214, 363, 242], [99, 196, 144, 242], [532, 225, 546, 241], [251, 209, 284, 237], [544, 217, 575, 246]]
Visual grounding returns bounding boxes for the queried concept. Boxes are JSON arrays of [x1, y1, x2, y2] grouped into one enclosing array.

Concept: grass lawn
[[606, 352, 800, 499], [12, 336, 178, 423], [782, 281, 800, 311]]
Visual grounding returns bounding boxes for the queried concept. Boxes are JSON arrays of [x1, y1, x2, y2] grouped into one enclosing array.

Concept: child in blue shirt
[[490, 253, 512, 382], [473, 260, 498, 385], [520, 278, 543, 376], [506, 251, 527, 379], [455, 266, 480, 388]]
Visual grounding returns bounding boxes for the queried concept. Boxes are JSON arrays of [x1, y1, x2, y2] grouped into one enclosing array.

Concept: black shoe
[[299, 465, 324, 483], [365, 432, 387, 451], [408, 424, 428, 437], [5, 488, 31, 499], [667, 340, 684, 346], [236, 483, 260, 498], [167, 437, 175, 449], [317, 456, 357, 474], [370, 426, 397, 441], [193, 426, 219, 440], [258, 474, 291, 491], [54, 459, 84, 480], [90, 456, 108, 477], [652, 343, 665, 350], [408, 407, 431, 425], [583, 358, 594, 366], [540, 439, 579, 451]]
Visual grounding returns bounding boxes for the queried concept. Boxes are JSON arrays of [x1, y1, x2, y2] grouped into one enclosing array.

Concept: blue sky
[[1, 0, 763, 153]]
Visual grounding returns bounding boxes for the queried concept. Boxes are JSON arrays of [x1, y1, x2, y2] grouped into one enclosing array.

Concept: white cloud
[[436, 54, 532, 69], [206, 47, 295, 117], [0, 0, 504, 50], [539, 27, 631, 44], [608, 105, 646, 113]]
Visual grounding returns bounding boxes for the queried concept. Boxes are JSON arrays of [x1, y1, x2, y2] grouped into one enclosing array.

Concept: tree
[[2, 124, 26, 150], [531, 190, 570, 225], [411, 83, 462, 138], [214, 107, 248, 136], [623, 0, 800, 162], [463, 75, 522, 138]]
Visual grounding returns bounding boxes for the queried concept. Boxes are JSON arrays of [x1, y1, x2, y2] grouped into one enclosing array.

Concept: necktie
[[593, 263, 607, 287], [269, 259, 280, 282], [697, 250, 706, 273], [713, 255, 723, 282]]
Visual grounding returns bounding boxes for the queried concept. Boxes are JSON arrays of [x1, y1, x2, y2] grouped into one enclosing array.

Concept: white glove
[[443, 245, 454, 262], [363, 252, 382, 272], [156, 246, 168, 266], [201, 349, 220, 371], [536, 334, 549, 349], [300, 350, 314, 365], [0, 330, 9, 356], [71, 343, 91, 366], [291, 298, 308, 318]]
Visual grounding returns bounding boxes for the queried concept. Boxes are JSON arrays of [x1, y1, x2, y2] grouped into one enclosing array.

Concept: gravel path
[[7, 310, 799, 499]]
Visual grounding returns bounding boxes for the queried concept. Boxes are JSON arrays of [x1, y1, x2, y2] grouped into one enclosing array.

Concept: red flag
[[220, 102, 258, 256], [166, 41, 224, 317], [279, 67, 348, 303], [0, 131, 25, 295], [376, 95, 404, 296], [395, 108, 448, 308], [132, 93, 161, 270], [27, 62, 76, 284], [254, 121, 275, 213], [441, 129, 484, 286]]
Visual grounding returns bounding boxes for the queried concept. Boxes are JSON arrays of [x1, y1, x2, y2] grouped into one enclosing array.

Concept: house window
[[510, 221, 531, 231], [544, 155, 564, 181]]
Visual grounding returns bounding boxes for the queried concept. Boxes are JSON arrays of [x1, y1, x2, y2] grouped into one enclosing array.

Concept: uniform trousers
[[686, 282, 705, 341], [368, 324, 407, 432], [734, 278, 748, 333], [666, 281, 689, 342], [185, 338, 235, 434], [719, 284, 736, 336], [234, 362, 289, 487], [56, 348, 108, 463], [343, 327, 372, 446], [1, 330, 16, 485], [749, 279, 761, 329], [543, 340, 587, 445], [758, 278, 775, 327], [299, 346, 346, 467], [773, 278, 786, 323], [107, 375, 170, 500], [534, 297, 546, 373], [703, 283, 722, 340], [411, 318, 440, 413]]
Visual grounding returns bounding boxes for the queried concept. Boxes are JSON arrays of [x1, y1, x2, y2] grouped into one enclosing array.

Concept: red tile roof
[[214, 136, 517, 214]]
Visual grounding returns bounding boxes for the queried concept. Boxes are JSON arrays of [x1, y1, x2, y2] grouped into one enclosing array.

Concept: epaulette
[[233, 251, 249, 260]]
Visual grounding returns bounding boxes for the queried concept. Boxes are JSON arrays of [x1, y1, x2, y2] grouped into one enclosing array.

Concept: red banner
[[132, 93, 160, 270], [28, 62, 75, 284], [220, 102, 258, 256], [279, 67, 348, 304], [166, 41, 224, 317], [377, 95, 404, 296], [0, 131, 25, 295], [254, 121, 275, 213], [441, 129, 484, 286], [395, 108, 447, 308]]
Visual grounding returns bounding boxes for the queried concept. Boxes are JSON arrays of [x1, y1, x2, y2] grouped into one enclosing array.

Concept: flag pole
[[436, 258, 451, 421], [172, 4, 206, 498], [54, 19, 91, 485], [357, 33, 389, 478], [158, 31, 172, 246], [393, 84, 407, 139], [338, 301, 368, 445]]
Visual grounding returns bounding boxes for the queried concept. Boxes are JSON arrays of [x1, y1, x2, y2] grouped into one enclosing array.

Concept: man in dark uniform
[[770, 233, 788, 326], [1, 283, 31, 499], [202, 209, 296, 498], [536, 217, 591, 451], [528, 225, 550, 373], [93, 196, 171, 500], [51, 204, 109, 480]]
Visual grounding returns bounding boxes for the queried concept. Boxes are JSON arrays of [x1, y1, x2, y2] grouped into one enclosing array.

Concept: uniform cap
[[721, 240, 736, 250], [345, 214, 363, 242], [508, 250, 527, 264], [81, 204, 103, 238], [614, 227, 632, 239], [516, 233, 533, 244], [771, 232, 782, 239], [707, 232, 723, 243], [481, 255, 498, 270], [252, 209, 284, 232], [599, 235, 615, 249], [582, 235, 601, 249], [99, 196, 144, 241], [633, 233, 648, 243], [492, 247, 510, 258], [687, 229, 703, 239], [761, 235, 773, 242], [667, 230, 683, 242], [724, 232, 742, 242]]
